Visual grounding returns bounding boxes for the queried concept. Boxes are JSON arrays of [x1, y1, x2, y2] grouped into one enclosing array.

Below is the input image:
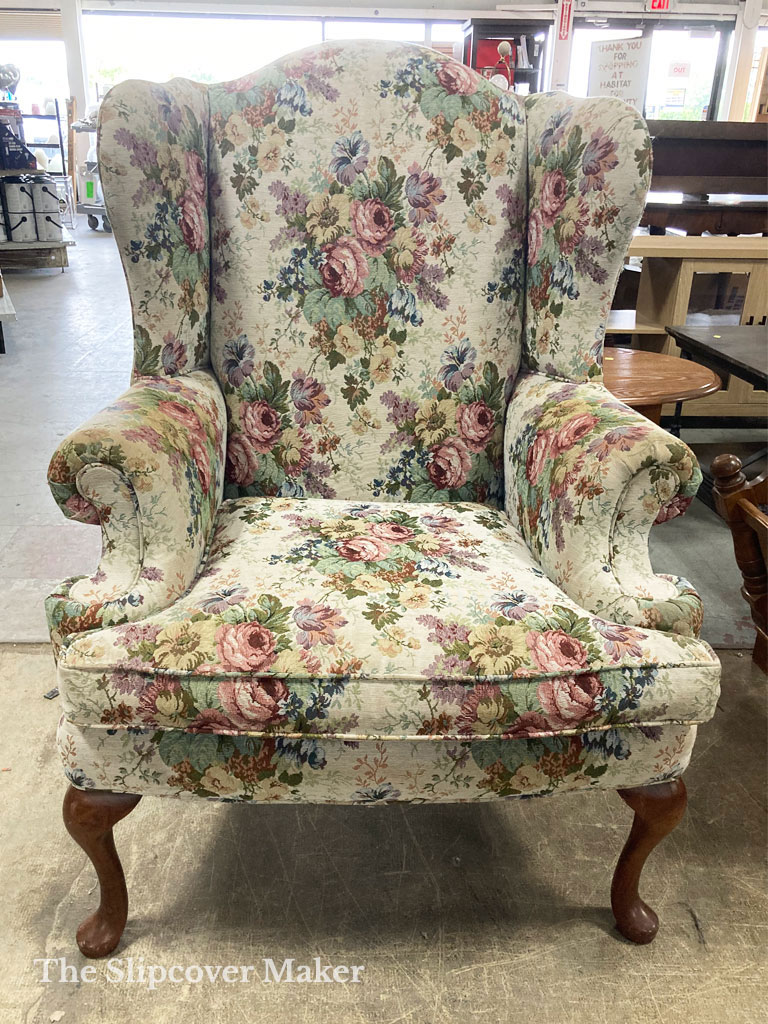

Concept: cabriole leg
[[611, 778, 687, 944], [63, 785, 142, 958]]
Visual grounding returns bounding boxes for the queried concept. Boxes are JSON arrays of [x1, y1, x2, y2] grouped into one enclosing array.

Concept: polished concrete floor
[[1, 646, 765, 1024], [0, 225, 130, 642], [1, 222, 766, 1023]]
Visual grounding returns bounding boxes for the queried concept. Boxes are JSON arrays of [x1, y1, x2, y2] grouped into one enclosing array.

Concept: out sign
[[649, 0, 671, 9]]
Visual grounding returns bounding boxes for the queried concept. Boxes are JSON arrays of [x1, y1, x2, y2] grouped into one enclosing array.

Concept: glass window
[[82, 14, 322, 95], [430, 23, 464, 45], [745, 27, 768, 115], [324, 21, 425, 43], [645, 29, 722, 120], [0, 40, 68, 112], [570, 24, 723, 120]]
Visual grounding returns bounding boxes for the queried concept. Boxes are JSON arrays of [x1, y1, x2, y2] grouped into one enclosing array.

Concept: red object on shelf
[[558, 0, 573, 41]]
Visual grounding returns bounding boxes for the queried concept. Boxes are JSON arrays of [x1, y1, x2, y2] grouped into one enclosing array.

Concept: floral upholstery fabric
[[524, 92, 651, 381], [59, 717, 700, 803], [56, 497, 719, 737], [505, 373, 703, 634], [46, 41, 720, 806], [207, 42, 526, 506], [99, 77, 211, 379], [55, 498, 717, 802], [47, 371, 226, 650]]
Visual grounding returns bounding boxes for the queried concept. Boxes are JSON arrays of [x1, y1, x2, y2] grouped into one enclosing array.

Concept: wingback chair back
[[98, 40, 650, 510]]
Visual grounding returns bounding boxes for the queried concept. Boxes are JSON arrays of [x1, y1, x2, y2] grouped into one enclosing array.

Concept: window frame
[[572, 15, 733, 120]]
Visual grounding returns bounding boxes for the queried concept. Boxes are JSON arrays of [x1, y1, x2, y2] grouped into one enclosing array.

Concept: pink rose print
[[226, 433, 259, 485], [654, 494, 693, 525], [539, 168, 568, 227], [503, 710, 551, 739], [215, 622, 277, 672], [528, 208, 544, 266], [350, 198, 395, 255], [185, 150, 206, 198], [436, 62, 478, 96], [64, 494, 100, 525], [218, 676, 288, 729], [427, 437, 472, 490], [293, 602, 348, 648], [527, 630, 589, 672], [369, 522, 415, 543], [554, 413, 598, 452], [188, 709, 236, 733], [159, 399, 201, 435], [189, 434, 211, 494], [241, 400, 283, 454], [179, 191, 206, 253], [456, 401, 495, 453], [336, 535, 391, 562], [537, 673, 603, 728], [525, 428, 555, 485], [320, 236, 369, 297]]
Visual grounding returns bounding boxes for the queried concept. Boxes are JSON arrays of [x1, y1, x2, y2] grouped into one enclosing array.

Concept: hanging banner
[[558, 0, 573, 42], [587, 36, 652, 112]]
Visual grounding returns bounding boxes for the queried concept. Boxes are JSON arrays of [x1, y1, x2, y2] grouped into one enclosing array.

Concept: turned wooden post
[[63, 786, 142, 958], [612, 778, 687, 944], [712, 453, 768, 671]]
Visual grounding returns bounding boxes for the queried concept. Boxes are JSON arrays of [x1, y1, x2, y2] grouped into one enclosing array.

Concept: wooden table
[[665, 324, 768, 392], [602, 348, 720, 427], [642, 193, 768, 237], [665, 324, 767, 510], [622, 234, 767, 420]]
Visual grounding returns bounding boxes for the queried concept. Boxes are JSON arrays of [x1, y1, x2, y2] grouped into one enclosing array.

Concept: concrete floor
[[0, 225, 130, 642], [1, 646, 765, 1024]]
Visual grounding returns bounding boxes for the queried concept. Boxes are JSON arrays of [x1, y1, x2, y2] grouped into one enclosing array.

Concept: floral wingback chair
[[46, 41, 720, 957]]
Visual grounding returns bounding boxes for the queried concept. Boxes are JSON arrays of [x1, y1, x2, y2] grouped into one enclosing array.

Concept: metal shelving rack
[[72, 121, 110, 232], [21, 99, 67, 175]]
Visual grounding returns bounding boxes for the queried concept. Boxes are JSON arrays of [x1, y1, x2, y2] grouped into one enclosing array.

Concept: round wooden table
[[602, 348, 721, 426]]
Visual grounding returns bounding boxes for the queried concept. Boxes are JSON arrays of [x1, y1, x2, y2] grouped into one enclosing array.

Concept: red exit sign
[[650, 0, 671, 9]]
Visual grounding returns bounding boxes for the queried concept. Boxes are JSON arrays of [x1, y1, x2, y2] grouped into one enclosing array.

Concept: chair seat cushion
[[58, 498, 720, 742]]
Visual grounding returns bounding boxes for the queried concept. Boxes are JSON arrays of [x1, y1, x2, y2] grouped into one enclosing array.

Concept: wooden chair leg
[[611, 778, 687, 944], [63, 785, 142, 958]]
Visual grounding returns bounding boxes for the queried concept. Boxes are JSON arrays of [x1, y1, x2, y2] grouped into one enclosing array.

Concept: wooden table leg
[[633, 404, 662, 425]]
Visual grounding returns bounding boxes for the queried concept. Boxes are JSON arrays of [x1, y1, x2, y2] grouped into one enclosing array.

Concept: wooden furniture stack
[[713, 454, 768, 673], [608, 235, 768, 421], [606, 119, 768, 424]]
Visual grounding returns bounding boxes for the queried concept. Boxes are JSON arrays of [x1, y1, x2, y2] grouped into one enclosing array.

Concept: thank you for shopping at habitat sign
[[587, 37, 652, 113]]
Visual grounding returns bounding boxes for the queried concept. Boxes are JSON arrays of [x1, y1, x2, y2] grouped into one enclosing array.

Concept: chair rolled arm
[[504, 372, 703, 635], [46, 370, 226, 653]]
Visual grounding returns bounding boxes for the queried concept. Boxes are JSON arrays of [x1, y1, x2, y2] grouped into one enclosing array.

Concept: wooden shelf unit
[[624, 235, 768, 420]]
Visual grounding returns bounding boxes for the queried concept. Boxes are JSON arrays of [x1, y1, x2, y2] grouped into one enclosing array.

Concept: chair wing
[[523, 92, 652, 381]]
